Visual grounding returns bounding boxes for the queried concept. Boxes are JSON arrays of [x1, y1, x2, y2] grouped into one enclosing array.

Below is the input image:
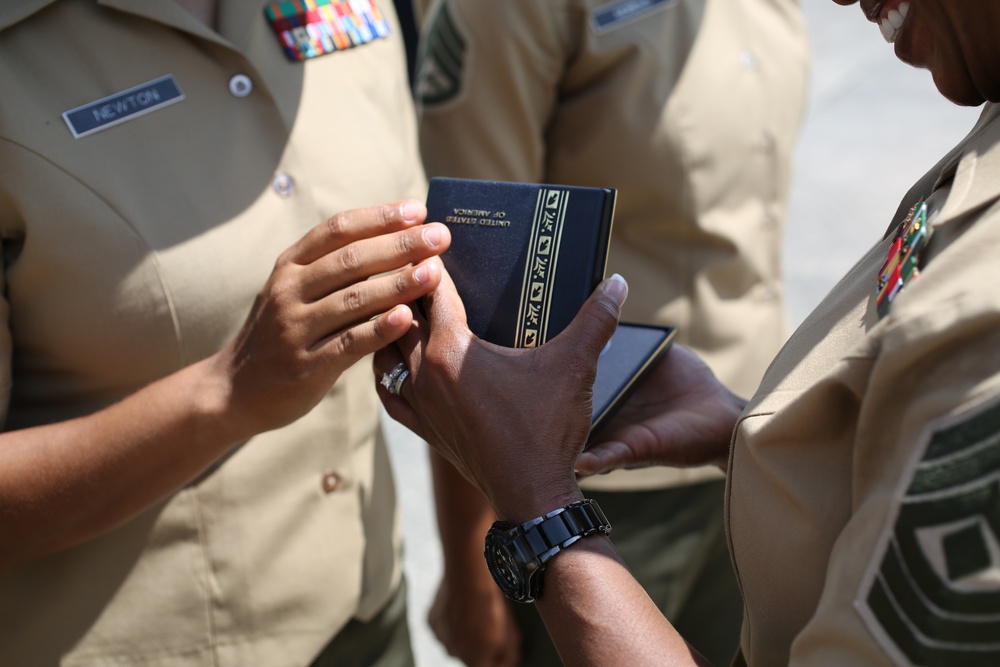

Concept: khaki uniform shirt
[[0, 1, 423, 665], [413, 0, 809, 490], [730, 103, 1000, 665]]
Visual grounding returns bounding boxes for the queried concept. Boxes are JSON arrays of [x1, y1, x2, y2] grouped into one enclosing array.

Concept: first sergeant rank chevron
[[860, 398, 1000, 666]]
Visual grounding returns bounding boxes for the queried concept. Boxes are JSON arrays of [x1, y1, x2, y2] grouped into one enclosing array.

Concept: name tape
[[590, 0, 677, 35], [63, 74, 185, 139]]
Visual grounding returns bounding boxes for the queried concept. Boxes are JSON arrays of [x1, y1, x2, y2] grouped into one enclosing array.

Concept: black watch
[[484, 499, 611, 604]]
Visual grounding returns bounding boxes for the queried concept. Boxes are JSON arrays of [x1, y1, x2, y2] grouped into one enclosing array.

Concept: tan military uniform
[[414, 0, 809, 490], [413, 1, 808, 665], [0, 1, 423, 665], [731, 102, 1000, 665]]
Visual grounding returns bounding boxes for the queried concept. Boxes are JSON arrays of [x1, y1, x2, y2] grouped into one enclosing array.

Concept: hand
[[375, 272, 627, 521], [429, 576, 521, 667], [214, 200, 450, 440], [576, 344, 747, 477]]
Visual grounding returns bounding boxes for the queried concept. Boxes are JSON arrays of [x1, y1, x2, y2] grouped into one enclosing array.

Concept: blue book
[[426, 177, 674, 429], [426, 177, 615, 347]]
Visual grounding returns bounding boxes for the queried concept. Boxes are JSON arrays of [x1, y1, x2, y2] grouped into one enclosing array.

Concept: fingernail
[[401, 201, 421, 223], [388, 306, 406, 326], [422, 225, 442, 247], [413, 264, 429, 284], [603, 273, 628, 306]]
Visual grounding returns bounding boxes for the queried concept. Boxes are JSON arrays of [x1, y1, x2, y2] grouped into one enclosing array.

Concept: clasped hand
[[376, 271, 746, 521], [212, 200, 451, 442]]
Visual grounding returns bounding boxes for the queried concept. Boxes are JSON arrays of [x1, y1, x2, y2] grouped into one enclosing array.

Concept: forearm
[[436, 471, 708, 666], [430, 448, 496, 570], [0, 354, 243, 568], [0, 200, 449, 569], [538, 536, 711, 667]]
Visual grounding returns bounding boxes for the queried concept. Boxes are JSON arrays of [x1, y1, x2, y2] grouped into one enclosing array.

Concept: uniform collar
[[1, 0, 266, 55], [97, 1, 277, 74], [881, 102, 1000, 239], [0, 1, 233, 45], [95, 0, 231, 49], [932, 102, 1000, 228]]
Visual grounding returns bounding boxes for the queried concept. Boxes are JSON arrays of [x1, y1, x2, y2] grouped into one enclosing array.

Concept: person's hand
[[429, 575, 521, 667], [214, 200, 450, 441], [576, 344, 747, 477], [375, 272, 626, 521]]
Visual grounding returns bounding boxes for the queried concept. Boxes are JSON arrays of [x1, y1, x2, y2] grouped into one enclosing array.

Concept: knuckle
[[274, 248, 294, 269], [590, 298, 621, 327], [379, 202, 397, 228], [267, 271, 299, 304], [369, 312, 391, 342], [394, 228, 417, 254], [289, 344, 312, 371], [325, 211, 348, 237], [341, 284, 365, 313], [338, 243, 363, 273], [334, 327, 358, 357], [259, 282, 287, 309], [393, 269, 412, 294], [272, 310, 301, 345]]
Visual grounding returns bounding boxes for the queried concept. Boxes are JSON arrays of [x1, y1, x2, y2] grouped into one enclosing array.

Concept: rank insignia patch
[[876, 198, 930, 319], [264, 0, 390, 62], [414, 1, 467, 106], [859, 399, 1000, 666]]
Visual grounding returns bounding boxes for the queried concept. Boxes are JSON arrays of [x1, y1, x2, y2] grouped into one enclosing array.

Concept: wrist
[[489, 478, 584, 524], [484, 498, 612, 604], [190, 353, 253, 446]]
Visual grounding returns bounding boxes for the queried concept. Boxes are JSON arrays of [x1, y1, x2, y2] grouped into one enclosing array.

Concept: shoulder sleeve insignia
[[414, 0, 467, 107], [858, 398, 1000, 666]]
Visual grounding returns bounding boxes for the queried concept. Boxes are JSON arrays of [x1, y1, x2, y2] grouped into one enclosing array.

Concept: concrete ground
[[385, 3, 983, 666]]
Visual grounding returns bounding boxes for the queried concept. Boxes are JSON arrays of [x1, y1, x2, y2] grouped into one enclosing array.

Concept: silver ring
[[389, 369, 410, 396], [380, 362, 410, 396]]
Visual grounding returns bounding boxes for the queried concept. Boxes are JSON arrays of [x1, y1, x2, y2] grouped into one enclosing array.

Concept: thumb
[[576, 439, 644, 477], [556, 274, 627, 360]]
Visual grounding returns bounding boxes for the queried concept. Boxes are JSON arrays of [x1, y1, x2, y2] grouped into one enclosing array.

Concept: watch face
[[484, 501, 610, 605], [485, 532, 522, 597]]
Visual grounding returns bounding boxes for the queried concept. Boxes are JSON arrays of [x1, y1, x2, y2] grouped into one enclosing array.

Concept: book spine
[[594, 190, 616, 290], [515, 188, 571, 348]]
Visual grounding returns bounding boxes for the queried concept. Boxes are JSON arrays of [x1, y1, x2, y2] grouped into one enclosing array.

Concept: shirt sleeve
[[790, 202, 1000, 666], [414, 0, 573, 182]]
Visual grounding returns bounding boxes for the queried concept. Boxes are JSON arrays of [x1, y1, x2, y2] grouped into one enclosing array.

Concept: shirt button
[[761, 210, 778, 229], [229, 74, 253, 98], [754, 283, 779, 301], [760, 130, 776, 154], [321, 471, 341, 494], [739, 50, 758, 70], [272, 172, 295, 198]]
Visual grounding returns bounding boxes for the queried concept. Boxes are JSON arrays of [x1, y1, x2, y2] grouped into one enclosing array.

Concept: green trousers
[[513, 479, 743, 666]]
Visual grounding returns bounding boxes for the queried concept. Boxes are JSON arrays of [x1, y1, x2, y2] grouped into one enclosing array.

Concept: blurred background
[[385, 2, 982, 665]]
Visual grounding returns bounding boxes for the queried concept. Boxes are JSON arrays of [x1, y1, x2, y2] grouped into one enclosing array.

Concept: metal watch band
[[521, 499, 612, 565], [485, 499, 612, 603]]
